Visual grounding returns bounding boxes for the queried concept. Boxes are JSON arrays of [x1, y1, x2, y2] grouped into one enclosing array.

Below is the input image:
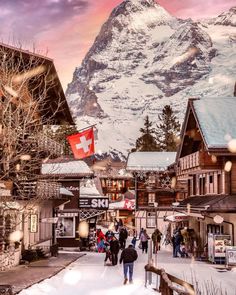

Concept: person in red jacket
[[119, 244, 138, 285]]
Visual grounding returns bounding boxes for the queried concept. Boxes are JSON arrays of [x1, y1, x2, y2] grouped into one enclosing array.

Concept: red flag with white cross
[[67, 127, 95, 159], [124, 199, 135, 211]]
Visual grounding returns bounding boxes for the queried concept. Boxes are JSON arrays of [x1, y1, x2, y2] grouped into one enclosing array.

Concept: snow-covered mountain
[[66, 0, 236, 158]]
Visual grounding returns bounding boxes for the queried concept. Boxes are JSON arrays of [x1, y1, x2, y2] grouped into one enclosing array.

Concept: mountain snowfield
[[66, 0, 236, 159]]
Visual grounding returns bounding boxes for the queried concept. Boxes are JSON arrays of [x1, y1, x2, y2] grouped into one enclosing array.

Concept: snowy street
[[18, 245, 236, 295], [18, 248, 155, 295]]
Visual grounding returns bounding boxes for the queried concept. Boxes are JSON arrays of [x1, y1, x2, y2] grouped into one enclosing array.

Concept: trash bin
[[0, 285, 13, 295]]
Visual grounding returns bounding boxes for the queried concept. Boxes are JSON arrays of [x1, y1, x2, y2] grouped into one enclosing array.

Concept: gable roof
[[0, 42, 74, 125], [192, 97, 236, 150], [41, 160, 93, 177], [126, 152, 176, 171], [177, 97, 236, 160]]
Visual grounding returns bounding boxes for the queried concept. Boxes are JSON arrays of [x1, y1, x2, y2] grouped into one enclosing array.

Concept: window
[[148, 193, 155, 204], [56, 217, 75, 238], [148, 175, 156, 184], [146, 212, 156, 228], [107, 179, 113, 188], [209, 175, 213, 184]]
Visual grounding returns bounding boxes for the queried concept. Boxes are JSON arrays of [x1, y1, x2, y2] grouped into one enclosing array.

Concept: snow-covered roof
[[41, 160, 93, 176], [193, 97, 236, 149], [80, 179, 106, 199], [126, 152, 176, 171], [59, 187, 74, 196]]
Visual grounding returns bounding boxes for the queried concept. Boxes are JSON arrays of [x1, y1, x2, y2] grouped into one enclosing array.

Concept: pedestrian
[[114, 218, 119, 232], [104, 242, 112, 265], [173, 230, 183, 257], [119, 244, 138, 285], [105, 229, 113, 243], [180, 242, 188, 258], [139, 228, 144, 239], [110, 235, 120, 265], [140, 229, 150, 253], [119, 227, 128, 249], [131, 236, 137, 248], [97, 237, 106, 253], [151, 229, 162, 253]]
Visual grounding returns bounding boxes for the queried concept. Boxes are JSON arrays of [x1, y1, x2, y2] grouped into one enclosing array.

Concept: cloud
[[0, 0, 89, 39]]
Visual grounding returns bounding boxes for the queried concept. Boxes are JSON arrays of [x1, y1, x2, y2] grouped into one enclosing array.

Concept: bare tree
[[0, 44, 69, 247]]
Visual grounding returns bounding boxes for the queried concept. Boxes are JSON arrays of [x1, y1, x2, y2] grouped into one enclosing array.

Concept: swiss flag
[[67, 127, 95, 159], [124, 199, 135, 211]]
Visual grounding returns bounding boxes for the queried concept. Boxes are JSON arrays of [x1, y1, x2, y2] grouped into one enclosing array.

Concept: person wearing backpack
[[152, 228, 162, 253]]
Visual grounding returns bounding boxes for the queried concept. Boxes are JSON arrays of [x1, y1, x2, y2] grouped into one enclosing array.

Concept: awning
[[60, 187, 74, 197], [177, 195, 236, 213], [165, 212, 189, 222]]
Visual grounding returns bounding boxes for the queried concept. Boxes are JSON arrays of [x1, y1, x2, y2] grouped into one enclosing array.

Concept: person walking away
[[97, 237, 106, 253], [174, 231, 183, 257], [131, 235, 137, 248], [139, 228, 144, 239], [120, 245, 138, 285], [105, 229, 114, 243], [104, 241, 112, 265], [140, 229, 149, 254], [110, 235, 120, 265], [119, 227, 128, 250], [152, 229, 162, 253]]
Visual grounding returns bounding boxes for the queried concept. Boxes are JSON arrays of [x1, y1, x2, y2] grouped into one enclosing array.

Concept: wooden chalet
[[0, 43, 73, 270], [175, 97, 236, 251], [126, 151, 177, 235], [91, 158, 134, 228], [41, 158, 108, 250]]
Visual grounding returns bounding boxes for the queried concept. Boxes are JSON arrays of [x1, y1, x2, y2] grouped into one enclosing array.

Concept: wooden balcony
[[177, 151, 218, 175], [27, 134, 63, 157], [15, 180, 60, 199]]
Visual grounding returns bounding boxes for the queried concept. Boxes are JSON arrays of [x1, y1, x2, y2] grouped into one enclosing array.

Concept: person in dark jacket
[[174, 231, 183, 257], [119, 227, 128, 250], [120, 245, 138, 285], [110, 235, 120, 265]]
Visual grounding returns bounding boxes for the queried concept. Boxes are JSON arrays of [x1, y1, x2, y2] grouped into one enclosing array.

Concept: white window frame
[[146, 212, 156, 228]]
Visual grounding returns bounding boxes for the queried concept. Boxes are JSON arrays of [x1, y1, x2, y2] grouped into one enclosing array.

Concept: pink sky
[[0, 0, 235, 89]]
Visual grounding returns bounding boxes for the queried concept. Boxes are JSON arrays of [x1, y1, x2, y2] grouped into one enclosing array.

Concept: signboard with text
[[30, 214, 38, 233], [79, 198, 109, 210]]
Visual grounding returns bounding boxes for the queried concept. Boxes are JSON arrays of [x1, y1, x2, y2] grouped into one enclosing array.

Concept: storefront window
[[56, 217, 75, 238]]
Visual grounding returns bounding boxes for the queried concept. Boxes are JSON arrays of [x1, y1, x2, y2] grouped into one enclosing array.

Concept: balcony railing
[[177, 151, 218, 175], [179, 151, 200, 171], [27, 134, 63, 157]]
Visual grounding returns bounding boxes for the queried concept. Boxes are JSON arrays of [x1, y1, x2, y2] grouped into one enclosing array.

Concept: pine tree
[[155, 105, 180, 151], [135, 116, 160, 151]]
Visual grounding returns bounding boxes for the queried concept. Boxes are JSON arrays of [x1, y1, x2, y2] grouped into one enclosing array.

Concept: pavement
[[0, 252, 85, 294]]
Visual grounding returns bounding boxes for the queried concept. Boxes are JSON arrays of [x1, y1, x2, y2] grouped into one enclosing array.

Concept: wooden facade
[[175, 97, 236, 246]]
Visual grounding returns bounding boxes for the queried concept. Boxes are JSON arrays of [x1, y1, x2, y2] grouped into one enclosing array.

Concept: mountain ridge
[[66, 2, 236, 158]]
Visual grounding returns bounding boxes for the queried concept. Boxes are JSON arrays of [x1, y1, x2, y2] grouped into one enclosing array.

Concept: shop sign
[[79, 198, 109, 210], [41, 217, 58, 223], [30, 214, 38, 233], [58, 213, 78, 217]]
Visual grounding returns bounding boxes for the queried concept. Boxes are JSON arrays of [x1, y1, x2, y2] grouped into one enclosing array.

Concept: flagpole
[[77, 124, 97, 133]]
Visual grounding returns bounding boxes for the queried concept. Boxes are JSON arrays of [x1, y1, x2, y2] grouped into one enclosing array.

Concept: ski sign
[[79, 198, 109, 210]]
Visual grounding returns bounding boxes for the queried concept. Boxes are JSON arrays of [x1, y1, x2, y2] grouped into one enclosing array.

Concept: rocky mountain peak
[[214, 6, 236, 26], [66, 3, 235, 158]]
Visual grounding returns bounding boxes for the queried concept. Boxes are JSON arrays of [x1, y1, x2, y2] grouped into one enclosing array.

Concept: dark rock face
[[214, 7, 236, 27]]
